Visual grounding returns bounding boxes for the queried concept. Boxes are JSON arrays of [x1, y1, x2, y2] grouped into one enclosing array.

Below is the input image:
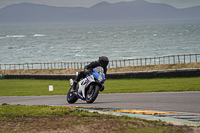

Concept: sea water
[[0, 20, 200, 64]]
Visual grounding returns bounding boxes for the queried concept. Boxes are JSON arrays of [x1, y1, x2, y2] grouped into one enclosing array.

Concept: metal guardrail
[[0, 54, 199, 70]]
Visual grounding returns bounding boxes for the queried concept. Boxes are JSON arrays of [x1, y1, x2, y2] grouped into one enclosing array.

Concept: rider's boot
[[71, 72, 82, 92], [71, 81, 78, 92]]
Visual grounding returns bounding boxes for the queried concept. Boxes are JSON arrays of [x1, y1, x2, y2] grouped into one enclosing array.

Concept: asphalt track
[[0, 91, 200, 113]]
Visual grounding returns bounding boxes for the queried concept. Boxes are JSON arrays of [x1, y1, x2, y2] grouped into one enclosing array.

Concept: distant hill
[[0, 0, 200, 24]]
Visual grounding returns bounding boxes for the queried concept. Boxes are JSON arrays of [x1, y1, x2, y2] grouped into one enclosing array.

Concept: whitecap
[[33, 34, 46, 37], [0, 36, 6, 39], [6, 35, 25, 38], [75, 54, 86, 57]]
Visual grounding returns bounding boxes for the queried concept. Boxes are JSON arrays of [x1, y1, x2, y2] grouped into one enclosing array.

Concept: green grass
[[104, 77, 200, 93], [0, 77, 200, 96], [0, 79, 68, 96]]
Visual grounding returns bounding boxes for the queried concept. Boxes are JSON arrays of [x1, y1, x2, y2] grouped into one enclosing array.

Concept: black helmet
[[98, 56, 109, 67]]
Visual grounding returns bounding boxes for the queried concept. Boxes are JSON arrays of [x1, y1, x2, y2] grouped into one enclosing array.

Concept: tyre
[[67, 87, 78, 104], [86, 84, 100, 103]]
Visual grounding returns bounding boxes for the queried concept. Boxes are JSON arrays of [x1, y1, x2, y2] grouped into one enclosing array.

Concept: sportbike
[[67, 66, 105, 103]]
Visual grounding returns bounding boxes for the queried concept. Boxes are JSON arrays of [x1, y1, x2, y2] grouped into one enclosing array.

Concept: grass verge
[[104, 77, 200, 93], [0, 79, 67, 96], [0, 105, 194, 133], [0, 77, 200, 96]]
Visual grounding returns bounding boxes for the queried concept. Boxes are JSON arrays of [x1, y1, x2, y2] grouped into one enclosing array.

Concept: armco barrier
[[3, 68, 200, 80], [3, 74, 76, 80], [106, 68, 200, 79]]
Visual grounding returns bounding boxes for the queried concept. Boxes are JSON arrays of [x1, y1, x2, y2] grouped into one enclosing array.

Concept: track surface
[[1, 91, 200, 114]]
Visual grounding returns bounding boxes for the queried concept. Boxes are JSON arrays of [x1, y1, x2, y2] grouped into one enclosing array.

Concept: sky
[[0, 0, 200, 9]]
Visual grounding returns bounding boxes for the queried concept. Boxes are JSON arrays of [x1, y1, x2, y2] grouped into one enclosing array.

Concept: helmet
[[98, 56, 109, 67]]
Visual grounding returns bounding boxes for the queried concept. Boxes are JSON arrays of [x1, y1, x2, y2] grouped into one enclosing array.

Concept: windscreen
[[94, 66, 104, 74]]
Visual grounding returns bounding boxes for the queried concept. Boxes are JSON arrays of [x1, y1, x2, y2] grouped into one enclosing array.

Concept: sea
[[0, 20, 200, 64]]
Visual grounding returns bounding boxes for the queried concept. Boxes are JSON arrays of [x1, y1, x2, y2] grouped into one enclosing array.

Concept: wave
[[33, 34, 46, 37], [75, 54, 86, 57], [0, 34, 46, 39], [0, 35, 25, 39], [7, 35, 25, 38]]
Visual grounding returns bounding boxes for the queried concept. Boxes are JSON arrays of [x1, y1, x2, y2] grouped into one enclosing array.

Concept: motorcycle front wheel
[[67, 87, 78, 104], [86, 84, 100, 103]]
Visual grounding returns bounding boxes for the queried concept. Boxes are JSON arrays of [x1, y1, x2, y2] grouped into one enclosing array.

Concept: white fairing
[[69, 79, 73, 86], [78, 75, 95, 98]]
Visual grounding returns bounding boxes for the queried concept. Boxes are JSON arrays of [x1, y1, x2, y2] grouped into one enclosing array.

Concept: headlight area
[[98, 76, 103, 82]]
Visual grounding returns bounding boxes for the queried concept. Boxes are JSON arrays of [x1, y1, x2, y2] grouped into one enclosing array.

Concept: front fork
[[69, 79, 73, 86], [87, 84, 94, 94]]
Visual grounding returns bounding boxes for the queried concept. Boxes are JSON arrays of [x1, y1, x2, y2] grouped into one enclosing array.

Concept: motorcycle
[[67, 66, 106, 103]]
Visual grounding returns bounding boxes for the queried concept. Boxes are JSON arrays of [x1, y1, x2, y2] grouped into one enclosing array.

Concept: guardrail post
[[149, 58, 151, 65], [196, 54, 198, 62], [163, 56, 165, 64], [178, 55, 180, 63], [184, 54, 185, 64], [168, 56, 170, 64], [111, 61, 113, 68]]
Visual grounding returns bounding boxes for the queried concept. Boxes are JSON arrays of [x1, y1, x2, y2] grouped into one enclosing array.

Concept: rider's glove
[[84, 69, 92, 74]]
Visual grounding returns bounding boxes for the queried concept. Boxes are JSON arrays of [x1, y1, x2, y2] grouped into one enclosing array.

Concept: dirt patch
[[0, 116, 194, 133]]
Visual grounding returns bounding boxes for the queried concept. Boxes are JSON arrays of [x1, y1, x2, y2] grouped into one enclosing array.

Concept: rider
[[71, 56, 109, 92]]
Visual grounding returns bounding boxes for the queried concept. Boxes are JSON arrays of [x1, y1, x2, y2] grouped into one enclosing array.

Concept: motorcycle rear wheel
[[86, 84, 100, 103], [67, 87, 78, 104]]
